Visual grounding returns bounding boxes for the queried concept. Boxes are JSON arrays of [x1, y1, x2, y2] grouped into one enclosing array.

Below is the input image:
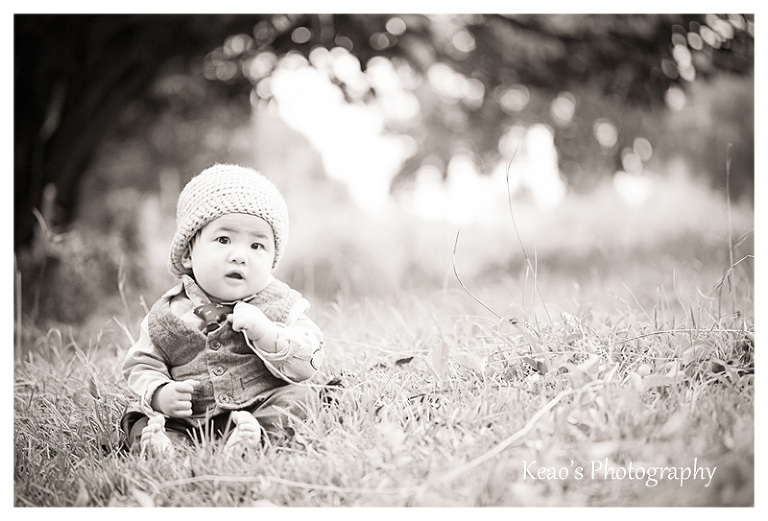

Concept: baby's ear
[[181, 248, 193, 269]]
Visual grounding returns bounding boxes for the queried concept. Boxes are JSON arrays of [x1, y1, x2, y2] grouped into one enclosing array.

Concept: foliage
[[14, 14, 754, 249], [15, 212, 146, 324], [192, 13, 756, 198]]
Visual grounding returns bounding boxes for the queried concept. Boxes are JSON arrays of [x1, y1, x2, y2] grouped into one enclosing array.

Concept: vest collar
[[180, 274, 276, 308]]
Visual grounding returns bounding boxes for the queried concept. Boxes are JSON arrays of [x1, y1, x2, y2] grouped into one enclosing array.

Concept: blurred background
[[14, 14, 754, 331]]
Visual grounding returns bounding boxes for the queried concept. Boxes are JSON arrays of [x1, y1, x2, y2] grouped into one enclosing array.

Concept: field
[[13, 176, 754, 507]]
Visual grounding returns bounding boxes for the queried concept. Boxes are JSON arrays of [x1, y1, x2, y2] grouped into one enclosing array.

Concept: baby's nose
[[229, 248, 247, 263]]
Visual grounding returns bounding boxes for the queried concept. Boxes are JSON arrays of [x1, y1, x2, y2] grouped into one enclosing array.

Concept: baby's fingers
[[176, 379, 200, 393], [169, 401, 193, 418], [231, 316, 253, 333], [173, 408, 193, 418]]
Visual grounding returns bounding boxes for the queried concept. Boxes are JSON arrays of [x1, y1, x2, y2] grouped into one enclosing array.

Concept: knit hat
[[168, 164, 289, 277]]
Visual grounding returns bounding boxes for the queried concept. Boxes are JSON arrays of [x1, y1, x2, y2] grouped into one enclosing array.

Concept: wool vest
[[147, 279, 302, 417]]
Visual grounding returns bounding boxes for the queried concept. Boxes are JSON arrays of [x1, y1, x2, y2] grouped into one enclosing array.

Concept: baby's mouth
[[226, 272, 244, 280]]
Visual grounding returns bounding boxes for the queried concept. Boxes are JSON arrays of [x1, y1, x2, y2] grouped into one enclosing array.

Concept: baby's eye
[[251, 243, 264, 250], [216, 236, 230, 244]]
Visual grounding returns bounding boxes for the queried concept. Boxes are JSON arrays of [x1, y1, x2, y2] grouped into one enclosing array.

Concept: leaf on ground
[[617, 386, 643, 415], [642, 374, 676, 390], [659, 411, 688, 438], [72, 388, 93, 408], [587, 440, 621, 461], [576, 354, 601, 376], [710, 358, 740, 379], [73, 478, 90, 507], [88, 375, 103, 400], [523, 356, 547, 374], [395, 356, 414, 366], [130, 487, 156, 507], [252, 499, 281, 507], [627, 371, 643, 391], [363, 447, 386, 468], [636, 363, 652, 376], [376, 421, 406, 451], [563, 332, 582, 346], [451, 350, 485, 373], [682, 341, 712, 366], [566, 407, 595, 432], [430, 339, 449, 381], [106, 495, 128, 507], [508, 482, 545, 507], [562, 354, 602, 387]]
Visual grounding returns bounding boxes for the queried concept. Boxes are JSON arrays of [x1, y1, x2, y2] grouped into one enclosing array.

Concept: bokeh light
[[550, 91, 576, 127], [633, 137, 653, 162], [291, 27, 312, 44], [665, 86, 687, 110], [498, 85, 530, 113], [621, 148, 643, 174], [385, 17, 407, 36], [451, 29, 476, 53], [593, 119, 618, 148]]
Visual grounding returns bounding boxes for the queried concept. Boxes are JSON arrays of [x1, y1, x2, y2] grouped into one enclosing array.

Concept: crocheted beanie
[[168, 164, 289, 277]]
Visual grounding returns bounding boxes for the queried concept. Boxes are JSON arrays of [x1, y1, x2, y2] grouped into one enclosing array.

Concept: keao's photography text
[[523, 458, 717, 488]]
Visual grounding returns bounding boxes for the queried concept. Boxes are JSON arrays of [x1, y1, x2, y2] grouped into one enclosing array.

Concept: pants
[[120, 384, 314, 451]]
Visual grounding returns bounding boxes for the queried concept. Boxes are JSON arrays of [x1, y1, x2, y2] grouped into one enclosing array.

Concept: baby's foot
[[140, 415, 175, 455], [224, 411, 261, 454]]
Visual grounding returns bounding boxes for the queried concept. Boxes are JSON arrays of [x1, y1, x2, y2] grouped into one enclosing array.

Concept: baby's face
[[183, 213, 275, 302]]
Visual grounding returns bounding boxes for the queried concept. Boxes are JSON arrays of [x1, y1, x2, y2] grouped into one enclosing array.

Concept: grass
[[13, 265, 754, 506], [13, 177, 754, 507]]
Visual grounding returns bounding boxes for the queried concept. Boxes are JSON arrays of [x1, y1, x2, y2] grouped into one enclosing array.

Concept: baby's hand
[[152, 379, 199, 418], [230, 302, 270, 341], [230, 301, 278, 351]]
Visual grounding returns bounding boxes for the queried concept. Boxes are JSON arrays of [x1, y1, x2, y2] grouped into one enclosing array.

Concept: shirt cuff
[[141, 380, 171, 416]]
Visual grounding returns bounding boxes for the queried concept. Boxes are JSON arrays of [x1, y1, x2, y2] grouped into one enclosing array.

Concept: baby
[[120, 164, 323, 455]]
